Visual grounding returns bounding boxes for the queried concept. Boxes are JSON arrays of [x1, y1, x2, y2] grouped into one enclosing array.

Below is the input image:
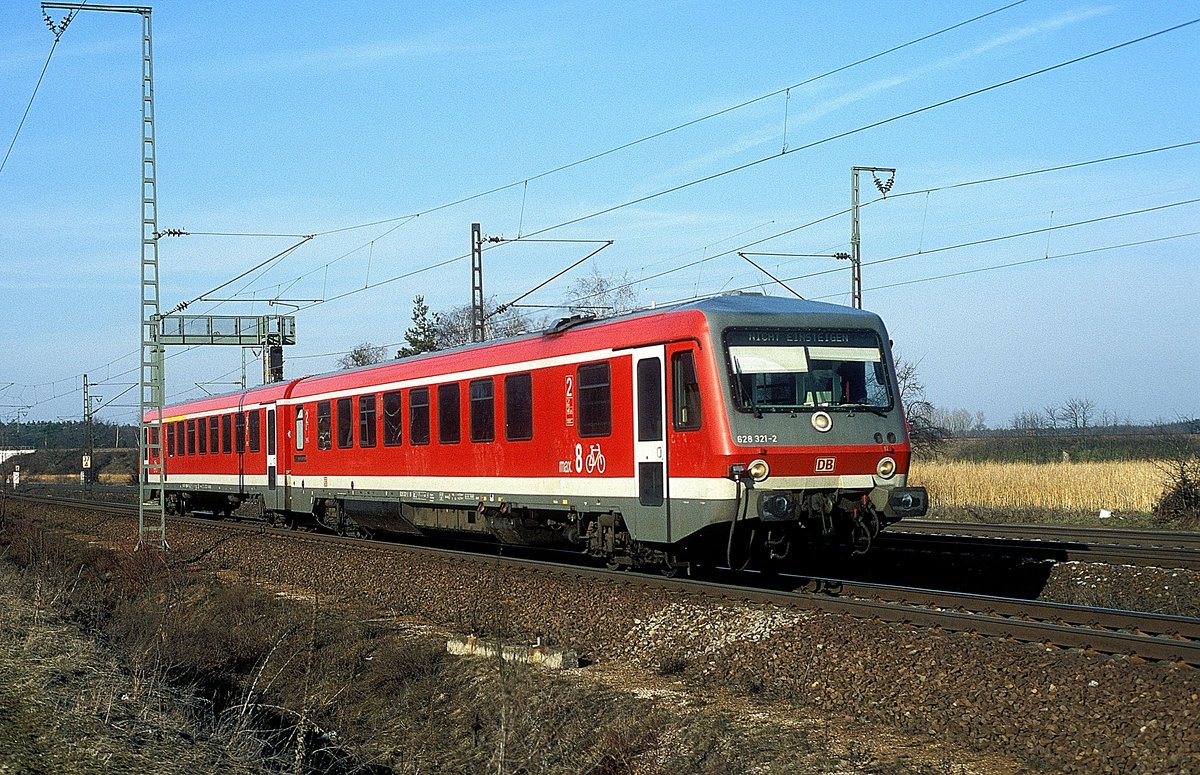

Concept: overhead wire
[[281, 19, 1200, 316], [818, 231, 1200, 298], [12, 139, 1196, 402], [0, 4, 82, 176], [557, 141, 1200, 308], [307, 0, 1032, 239], [231, 1, 1036, 302], [16, 8, 1199, 413], [655, 197, 1200, 305], [516, 18, 1200, 242]]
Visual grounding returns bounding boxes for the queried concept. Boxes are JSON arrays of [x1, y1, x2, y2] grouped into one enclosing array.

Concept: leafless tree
[[1011, 410, 1047, 433], [433, 298, 541, 350], [893, 354, 945, 457], [561, 266, 640, 318], [1060, 396, 1098, 431], [931, 407, 978, 437], [336, 342, 386, 369]]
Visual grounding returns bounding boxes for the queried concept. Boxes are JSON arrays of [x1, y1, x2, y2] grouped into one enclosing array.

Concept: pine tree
[[396, 295, 439, 358]]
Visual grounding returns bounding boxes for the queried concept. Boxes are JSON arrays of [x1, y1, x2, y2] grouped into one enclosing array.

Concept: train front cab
[[712, 314, 928, 558]]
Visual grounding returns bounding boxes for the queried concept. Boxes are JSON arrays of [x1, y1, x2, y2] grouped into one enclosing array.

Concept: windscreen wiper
[[731, 357, 763, 419], [844, 404, 888, 417]]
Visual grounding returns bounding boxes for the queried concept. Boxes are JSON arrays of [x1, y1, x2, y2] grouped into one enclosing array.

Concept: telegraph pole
[[850, 166, 895, 309]]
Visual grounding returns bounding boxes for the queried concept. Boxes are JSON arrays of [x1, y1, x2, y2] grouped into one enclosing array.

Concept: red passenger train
[[147, 293, 927, 571]]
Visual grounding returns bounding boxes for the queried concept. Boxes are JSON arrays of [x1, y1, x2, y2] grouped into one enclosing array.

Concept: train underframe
[[160, 481, 926, 573]]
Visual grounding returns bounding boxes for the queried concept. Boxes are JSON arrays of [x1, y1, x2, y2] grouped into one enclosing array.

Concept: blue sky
[[1, 1, 1197, 427]]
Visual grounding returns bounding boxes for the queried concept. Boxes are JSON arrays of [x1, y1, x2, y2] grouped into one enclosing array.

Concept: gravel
[[14, 502, 1200, 774]]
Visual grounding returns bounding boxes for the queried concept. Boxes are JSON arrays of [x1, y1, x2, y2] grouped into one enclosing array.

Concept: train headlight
[[747, 458, 770, 482], [811, 411, 833, 433], [876, 456, 897, 479]]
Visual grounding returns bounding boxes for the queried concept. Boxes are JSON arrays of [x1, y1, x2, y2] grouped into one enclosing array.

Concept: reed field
[[909, 460, 1165, 514]]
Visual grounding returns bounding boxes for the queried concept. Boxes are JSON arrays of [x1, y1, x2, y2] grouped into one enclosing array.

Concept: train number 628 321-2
[[735, 434, 778, 444]]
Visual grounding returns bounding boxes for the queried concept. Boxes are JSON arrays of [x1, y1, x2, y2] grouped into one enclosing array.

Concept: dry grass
[[21, 473, 128, 483], [910, 460, 1165, 513]]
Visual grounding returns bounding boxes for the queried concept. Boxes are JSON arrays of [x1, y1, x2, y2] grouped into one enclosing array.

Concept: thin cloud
[[232, 32, 533, 76], [648, 6, 1115, 189]]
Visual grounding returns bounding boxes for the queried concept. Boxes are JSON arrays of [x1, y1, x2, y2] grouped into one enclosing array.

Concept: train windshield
[[725, 329, 892, 413]]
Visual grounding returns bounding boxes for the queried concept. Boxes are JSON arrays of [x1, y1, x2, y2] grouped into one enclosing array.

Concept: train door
[[266, 406, 277, 492], [236, 399, 246, 494], [631, 346, 670, 542]]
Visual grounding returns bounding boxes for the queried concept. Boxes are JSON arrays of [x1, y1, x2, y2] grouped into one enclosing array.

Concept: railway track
[[885, 518, 1200, 570], [7, 492, 1200, 666]]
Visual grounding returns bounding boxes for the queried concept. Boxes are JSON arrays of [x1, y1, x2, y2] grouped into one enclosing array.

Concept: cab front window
[[725, 328, 891, 413]]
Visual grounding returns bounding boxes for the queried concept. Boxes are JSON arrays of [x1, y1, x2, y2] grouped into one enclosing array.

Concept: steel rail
[[899, 518, 1200, 550], [882, 521, 1200, 570], [8, 493, 1200, 666]]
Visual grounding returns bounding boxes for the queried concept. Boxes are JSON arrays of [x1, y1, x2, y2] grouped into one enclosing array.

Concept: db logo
[[815, 457, 836, 473]]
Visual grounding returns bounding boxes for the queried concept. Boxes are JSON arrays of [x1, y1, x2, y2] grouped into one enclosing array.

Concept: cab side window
[[672, 350, 702, 431]]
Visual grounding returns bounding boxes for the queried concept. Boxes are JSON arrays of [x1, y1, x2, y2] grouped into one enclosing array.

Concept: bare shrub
[[1152, 437, 1200, 528]]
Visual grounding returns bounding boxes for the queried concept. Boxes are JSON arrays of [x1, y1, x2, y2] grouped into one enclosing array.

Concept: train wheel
[[660, 554, 685, 578]]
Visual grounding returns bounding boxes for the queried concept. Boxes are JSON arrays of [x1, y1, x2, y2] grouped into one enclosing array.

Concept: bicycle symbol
[[574, 442, 606, 474]]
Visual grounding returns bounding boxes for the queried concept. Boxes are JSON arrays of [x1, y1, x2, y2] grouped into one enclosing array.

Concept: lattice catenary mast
[[43, 3, 165, 548]]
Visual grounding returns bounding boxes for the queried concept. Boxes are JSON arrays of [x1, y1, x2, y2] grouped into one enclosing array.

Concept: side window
[[267, 409, 276, 456], [469, 379, 494, 443], [221, 414, 232, 453], [672, 350, 702, 431], [209, 416, 220, 455], [578, 362, 612, 437], [295, 407, 305, 452], [438, 383, 461, 444], [504, 373, 533, 441], [198, 417, 208, 455], [166, 423, 175, 457], [248, 410, 261, 453], [176, 421, 186, 457], [337, 397, 354, 449], [235, 412, 246, 454], [409, 388, 430, 445], [359, 394, 377, 448], [316, 401, 332, 450], [382, 391, 402, 446], [187, 419, 197, 455]]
